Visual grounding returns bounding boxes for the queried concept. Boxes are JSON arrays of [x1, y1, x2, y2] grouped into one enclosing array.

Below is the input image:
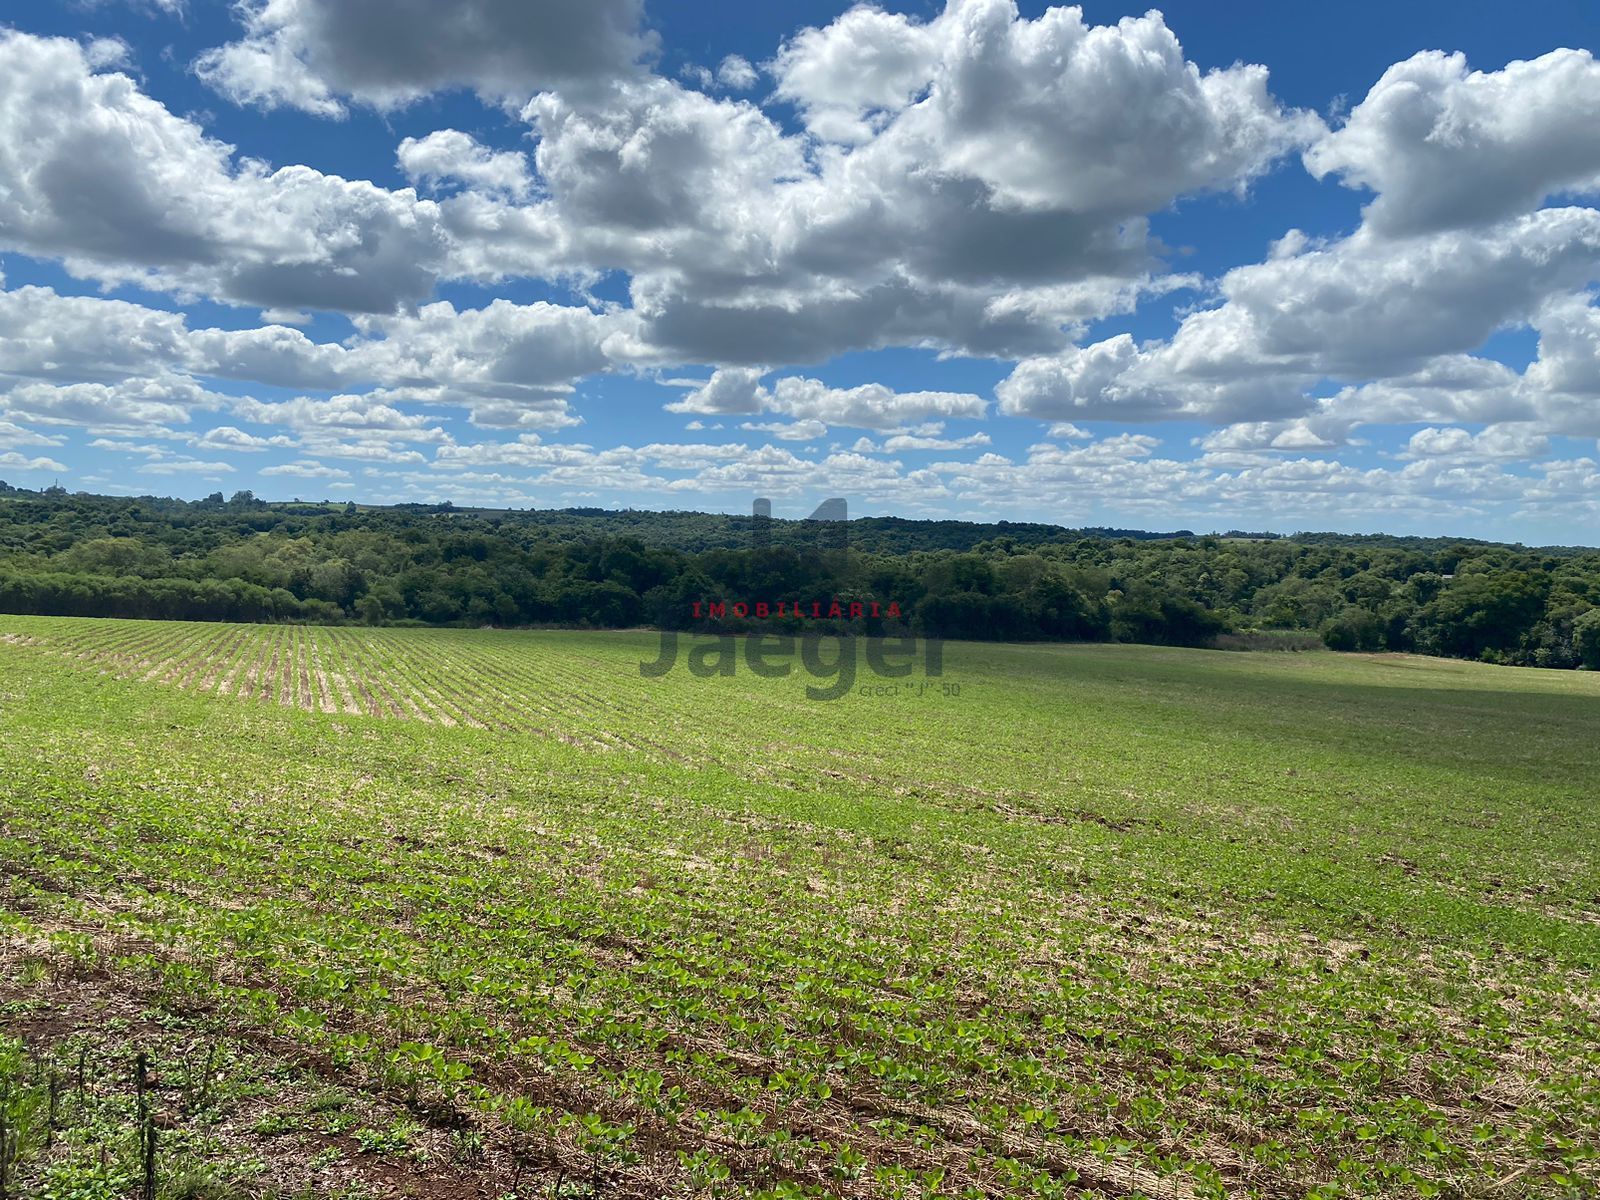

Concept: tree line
[[1, 485, 1598, 669]]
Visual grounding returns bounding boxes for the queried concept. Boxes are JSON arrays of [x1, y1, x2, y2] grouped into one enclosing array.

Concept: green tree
[[355, 594, 386, 626], [1575, 608, 1600, 670], [1323, 607, 1385, 653]]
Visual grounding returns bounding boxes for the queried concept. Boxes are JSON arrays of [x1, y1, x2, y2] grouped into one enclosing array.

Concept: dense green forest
[[1, 484, 1598, 669]]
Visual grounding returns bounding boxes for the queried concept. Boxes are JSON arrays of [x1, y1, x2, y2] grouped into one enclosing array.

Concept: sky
[[1, 1, 1599, 543]]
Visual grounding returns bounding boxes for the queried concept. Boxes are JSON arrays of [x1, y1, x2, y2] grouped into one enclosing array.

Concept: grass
[[0, 615, 1596, 1199]]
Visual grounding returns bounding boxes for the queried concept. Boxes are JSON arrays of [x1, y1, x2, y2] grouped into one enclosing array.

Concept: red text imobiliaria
[[689, 599, 905, 621]]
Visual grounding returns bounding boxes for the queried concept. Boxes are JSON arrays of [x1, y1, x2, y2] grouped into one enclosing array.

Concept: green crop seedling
[[0, 616, 1596, 1197]]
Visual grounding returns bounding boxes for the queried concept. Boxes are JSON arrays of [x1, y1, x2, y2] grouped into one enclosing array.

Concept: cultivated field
[[0, 616, 1597, 1199]]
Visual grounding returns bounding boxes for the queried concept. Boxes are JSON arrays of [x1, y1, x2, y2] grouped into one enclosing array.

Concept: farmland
[[1, 616, 1598, 1199]]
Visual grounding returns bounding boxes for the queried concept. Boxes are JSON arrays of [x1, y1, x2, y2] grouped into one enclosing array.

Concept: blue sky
[[1, 1, 1598, 542]]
